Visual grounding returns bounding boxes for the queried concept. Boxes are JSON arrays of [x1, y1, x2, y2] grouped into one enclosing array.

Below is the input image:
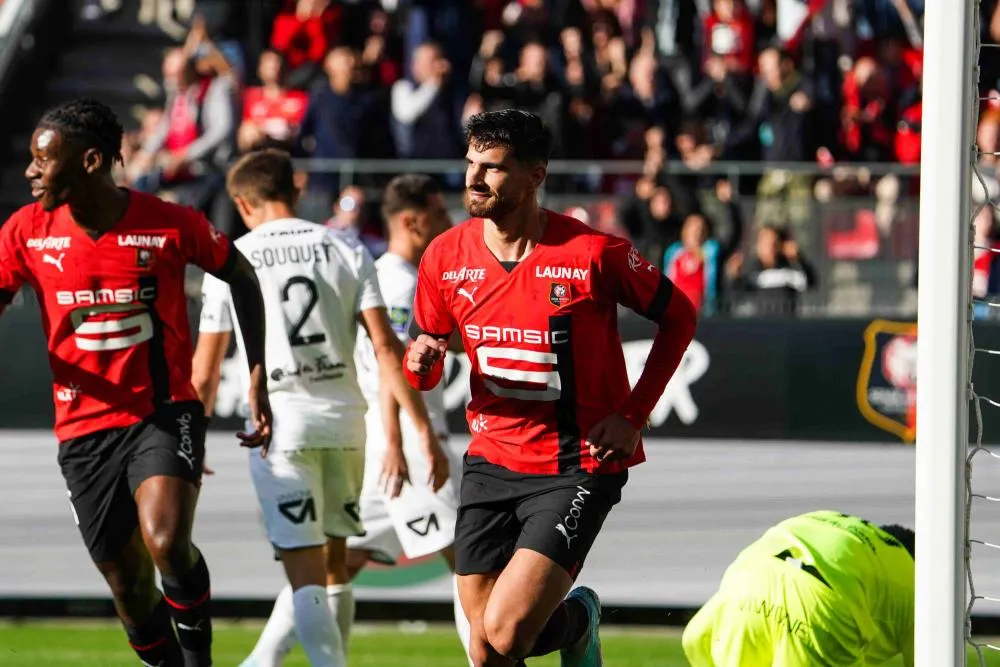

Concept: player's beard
[[464, 186, 517, 220]]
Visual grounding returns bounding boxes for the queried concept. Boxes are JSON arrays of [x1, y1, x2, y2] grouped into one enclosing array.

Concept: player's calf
[[136, 475, 212, 666], [96, 532, 185, 666]]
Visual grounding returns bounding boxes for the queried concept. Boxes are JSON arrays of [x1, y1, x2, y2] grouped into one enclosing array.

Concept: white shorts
[[347, 410, 463, 564], [249, 446, 365, 551]]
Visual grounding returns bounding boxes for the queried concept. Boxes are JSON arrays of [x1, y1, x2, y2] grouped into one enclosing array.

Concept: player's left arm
[[191, 273, 234, 418], [180, 210, 271, 453], [355, 249, 449, 493], [588, 238, 698, 462]]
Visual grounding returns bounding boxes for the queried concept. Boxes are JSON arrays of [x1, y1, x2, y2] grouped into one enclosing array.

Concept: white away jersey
[[200, 218, 384, 450], [355, 252, 448, 438]]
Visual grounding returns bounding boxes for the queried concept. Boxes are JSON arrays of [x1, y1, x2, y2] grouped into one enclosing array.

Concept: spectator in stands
[[131, 47, 235, 221], [610, 50, 677, 160], [472, 37, 564, 152], [391, 42, 461, 159], [238, 49, 308, 153], [702, 0, 756, 78], [297, 46, 383, 223], [664, 180, 745, 315], [839, 56, 895, 162], [725, 225, 817, 316], [357, 6, 402, 89], [270, 0, 342, 90], [728, 47, 816, 250]]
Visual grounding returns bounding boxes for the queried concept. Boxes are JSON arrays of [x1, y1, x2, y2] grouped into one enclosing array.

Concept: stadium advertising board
[[0, 294, 993, 443]]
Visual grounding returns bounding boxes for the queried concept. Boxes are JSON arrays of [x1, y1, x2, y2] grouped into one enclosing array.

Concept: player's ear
[[529, 161, 547, 189], [82, 148, 103, 175], [231, 194, 254, 220], [400, 211, 417, 233]]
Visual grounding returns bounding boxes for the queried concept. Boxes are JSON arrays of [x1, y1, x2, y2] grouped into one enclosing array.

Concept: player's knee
[[482, 607, 536, 659], [144, 527, 192, 573]]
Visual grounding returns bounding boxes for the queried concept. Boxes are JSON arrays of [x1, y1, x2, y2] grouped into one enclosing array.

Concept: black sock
[[124, 598, 184, 667], [526, 598, 590, 657], [161, 551, 212, 666]]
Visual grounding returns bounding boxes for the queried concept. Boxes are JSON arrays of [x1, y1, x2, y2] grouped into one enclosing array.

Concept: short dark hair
[[879, 524, 915, 558], [464, 109, 553, 166], [381, 174, 441, 219], [38, 98, 124, 170], [226, 148, 296, 206]]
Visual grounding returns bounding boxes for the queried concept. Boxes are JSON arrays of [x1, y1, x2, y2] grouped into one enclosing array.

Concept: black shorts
[[57, 401, 206, 562], [454, 455, 627, 579]]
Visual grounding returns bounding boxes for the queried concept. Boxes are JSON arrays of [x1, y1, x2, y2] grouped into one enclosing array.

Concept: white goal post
[[915, 0, 978, 664]]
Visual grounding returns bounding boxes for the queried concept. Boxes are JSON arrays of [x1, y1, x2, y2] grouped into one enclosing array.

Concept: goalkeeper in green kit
[[683, 510, 915, 667]]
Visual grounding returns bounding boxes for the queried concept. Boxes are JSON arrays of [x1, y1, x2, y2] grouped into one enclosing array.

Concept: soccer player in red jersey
[[405, 109, 698, 667], [0, 99, 272, 667]]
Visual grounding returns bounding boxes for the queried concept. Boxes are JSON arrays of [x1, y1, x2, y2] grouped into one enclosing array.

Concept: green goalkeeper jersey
[[735, 510, 915, 665]]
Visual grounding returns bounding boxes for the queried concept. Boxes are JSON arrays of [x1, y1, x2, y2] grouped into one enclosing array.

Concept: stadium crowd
[[92, 0, 1000, 316]]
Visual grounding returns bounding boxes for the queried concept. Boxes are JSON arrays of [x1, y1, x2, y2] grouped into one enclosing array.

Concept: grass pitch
[[0, 621, 998, 666]]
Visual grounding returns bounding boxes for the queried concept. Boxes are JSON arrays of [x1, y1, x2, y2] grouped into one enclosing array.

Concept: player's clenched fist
[[407, 334, 448, 375]]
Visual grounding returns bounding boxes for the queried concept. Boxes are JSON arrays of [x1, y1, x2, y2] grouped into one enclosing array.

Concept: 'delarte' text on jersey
[[413, 212, 673, 475], [0, 192, 233, 441]]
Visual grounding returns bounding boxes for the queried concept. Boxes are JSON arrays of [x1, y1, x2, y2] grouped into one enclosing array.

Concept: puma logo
[[555, 523, 578, 549], [177, 619, 205, 632], [457, 286, 478, 305], [43, 253, 65, 272]]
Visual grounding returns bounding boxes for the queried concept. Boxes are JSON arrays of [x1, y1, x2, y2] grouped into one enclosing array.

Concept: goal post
[[915, 0, 978, 664]]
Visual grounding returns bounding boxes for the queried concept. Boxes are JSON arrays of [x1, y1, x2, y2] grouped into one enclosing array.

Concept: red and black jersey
[[0, 191, 233, 442], [413, 212, 673, 475]]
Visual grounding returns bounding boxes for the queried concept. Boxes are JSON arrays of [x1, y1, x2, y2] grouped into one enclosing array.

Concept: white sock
[[326, 583, 355, 653], [292, 585, 345, 667], [242, 584, 297, 667], [453, 574, 473, 666]]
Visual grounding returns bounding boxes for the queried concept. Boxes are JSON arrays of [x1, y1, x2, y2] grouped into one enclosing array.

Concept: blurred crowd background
[[8, 0, 1000, 318]]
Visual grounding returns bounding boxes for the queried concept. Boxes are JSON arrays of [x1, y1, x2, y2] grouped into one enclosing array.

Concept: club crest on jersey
[[856, 319, 917, 443], [549, 281, 571, 307], [136, 248, 155, 269]]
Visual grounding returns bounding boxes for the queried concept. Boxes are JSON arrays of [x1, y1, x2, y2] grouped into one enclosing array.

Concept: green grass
[[0, 621, 999, 666]]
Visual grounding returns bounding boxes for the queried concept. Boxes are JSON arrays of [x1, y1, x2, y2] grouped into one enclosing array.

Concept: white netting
[[970, 1, 1000, 662]]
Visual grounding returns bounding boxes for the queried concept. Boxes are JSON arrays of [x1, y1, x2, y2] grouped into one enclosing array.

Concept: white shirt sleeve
[[378, 270, 417, 345], [198, 271, 234, 333], [355, 244, 385, 314]]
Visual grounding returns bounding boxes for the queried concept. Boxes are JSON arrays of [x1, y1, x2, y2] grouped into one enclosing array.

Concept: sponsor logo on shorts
[[278, 493, 317, 524], [176, 412, 197, 471], [555, 486, 591, 549], [406, 512, 440, 537]]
